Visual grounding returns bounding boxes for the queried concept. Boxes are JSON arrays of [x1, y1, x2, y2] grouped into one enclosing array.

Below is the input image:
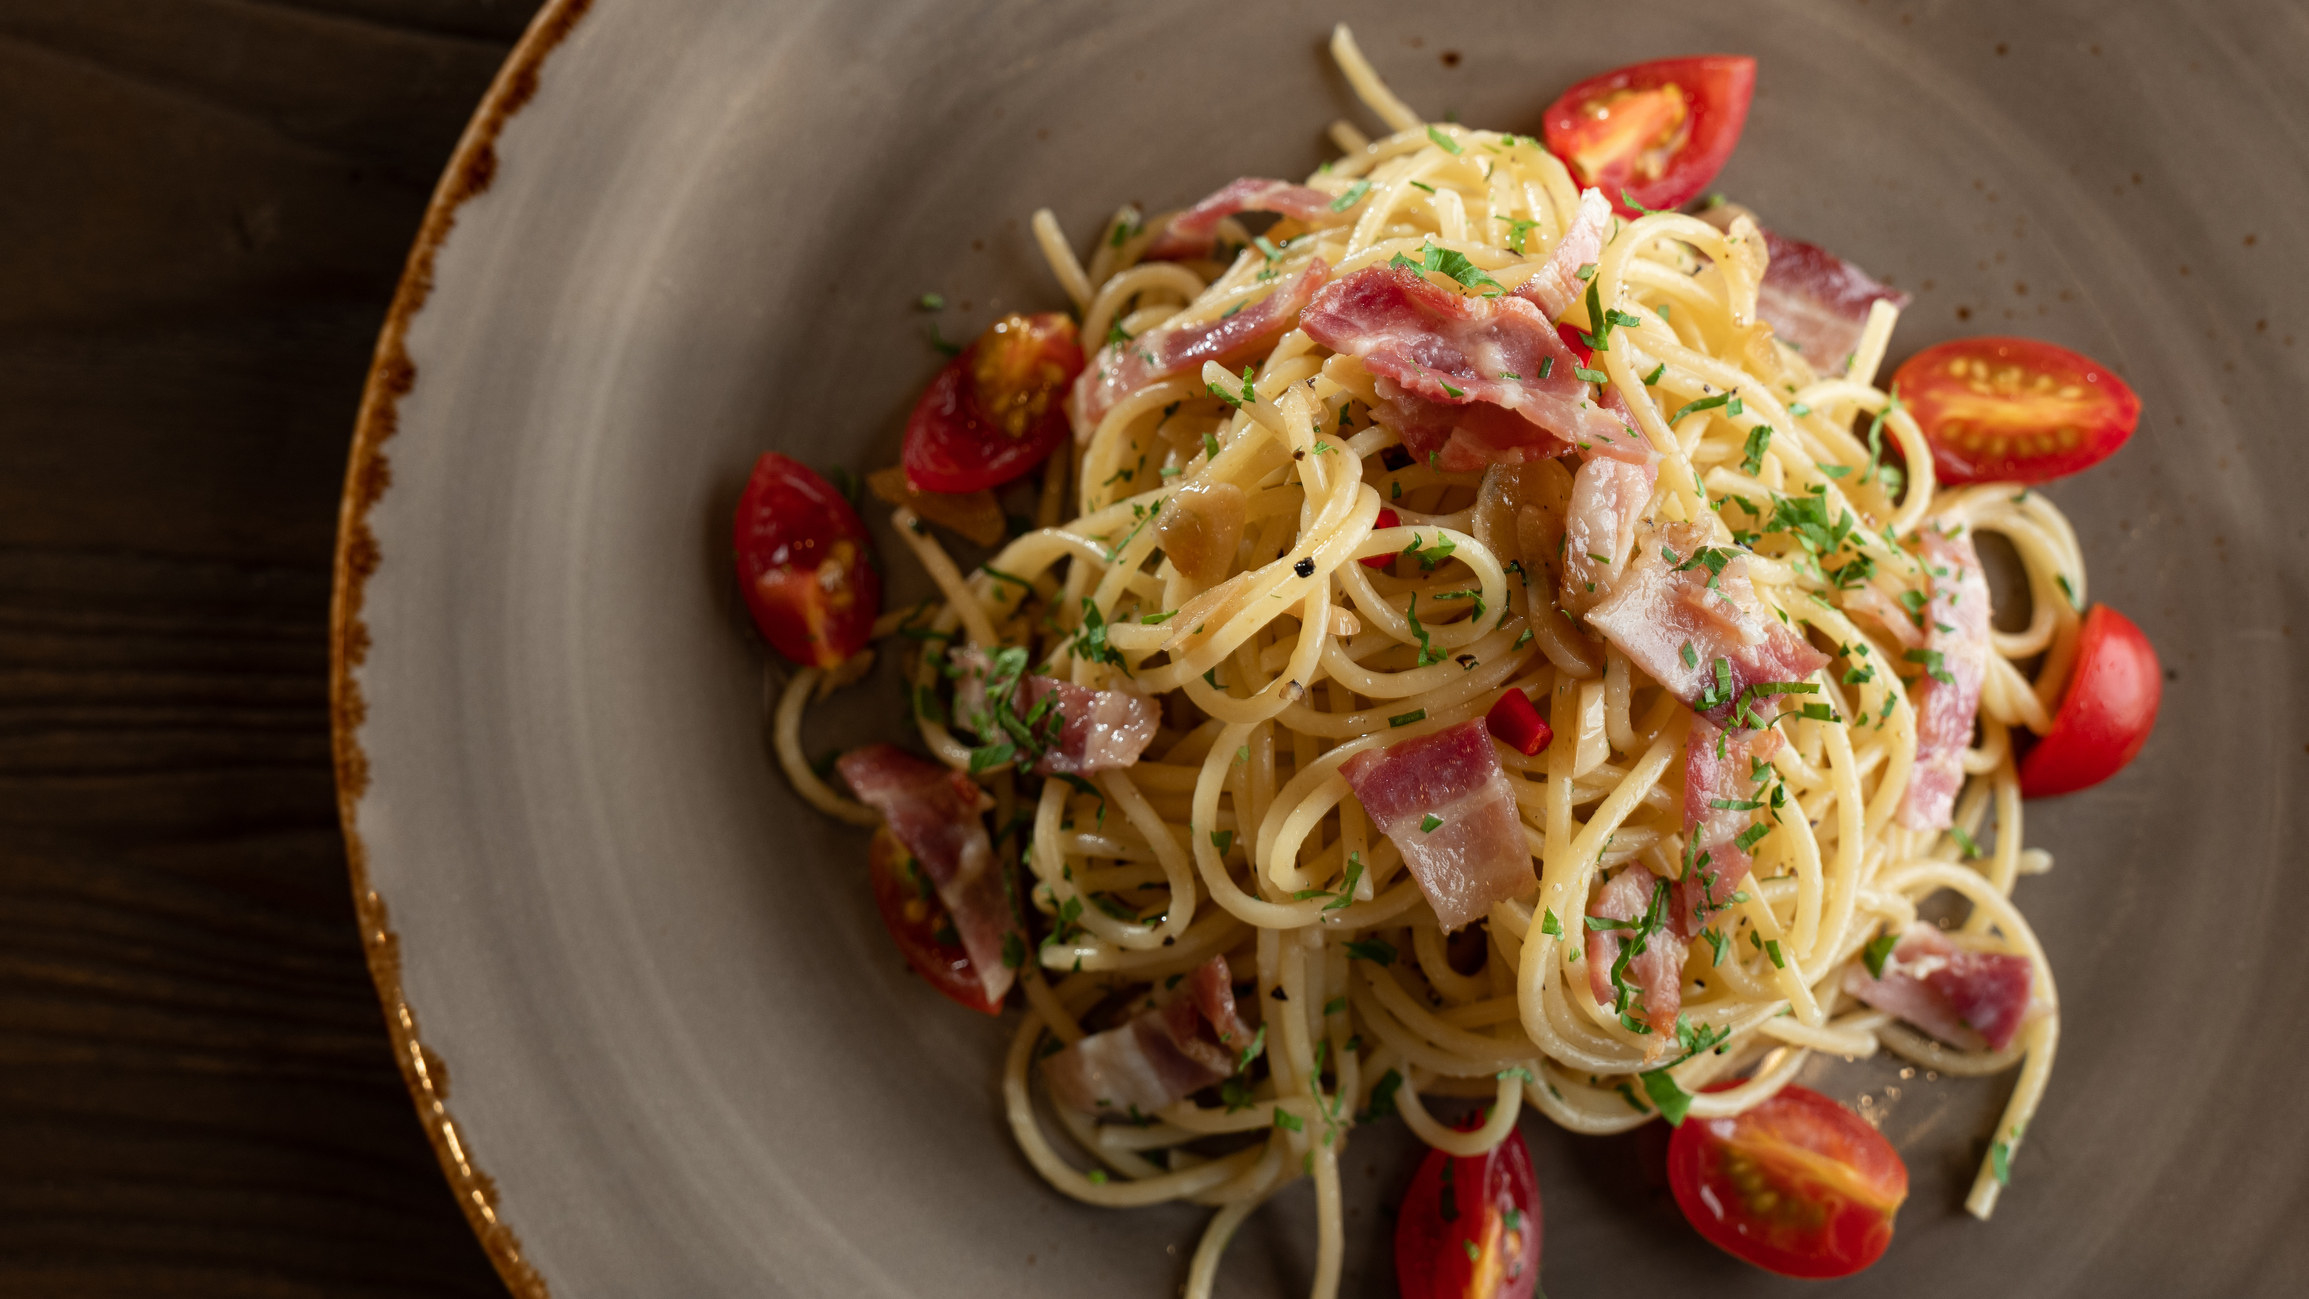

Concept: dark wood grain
[[0, 2, 535, 1293]]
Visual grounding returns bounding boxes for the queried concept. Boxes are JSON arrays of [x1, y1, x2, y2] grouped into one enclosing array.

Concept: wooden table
[[0, 3, 533, 1293]]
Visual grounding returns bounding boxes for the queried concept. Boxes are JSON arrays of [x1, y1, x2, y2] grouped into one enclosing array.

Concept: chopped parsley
[[1390, 240, 1504, 294], [1668, 392, 1733, 426], [1420, 814, 1444, 833], [1639, 1067, 1693, 1125], [1862, 930, 1900, 979], [1405, 594, 1443, 667], [1356, 1069, 1404, 1123], [1210, 829, 1235, 855], [1426, 125, 1462, 154], [1904, 647, 1956, 685], [1503, 216, 1541, 254], [1540, 909, 1563, 938], [1345, 938, 1398, 965], [1739, 425, 1772, 475], [1329, 178, 1372, 212], [1208, 364, 1256, 408], [1389, 708, 1427, 727]]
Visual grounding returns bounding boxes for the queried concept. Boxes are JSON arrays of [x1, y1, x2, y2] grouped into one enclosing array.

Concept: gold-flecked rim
[[329, 2, 595, 1294]]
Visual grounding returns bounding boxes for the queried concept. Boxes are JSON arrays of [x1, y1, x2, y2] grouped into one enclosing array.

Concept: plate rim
[[327, 1, 597, 1294]]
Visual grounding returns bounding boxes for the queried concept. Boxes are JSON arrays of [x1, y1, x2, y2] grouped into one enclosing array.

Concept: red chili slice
[[1486, 689, 1554, 756], [1363, 507, 1403, 568], [732, 452, 880, 669], [1542, 56, 1757, 217], [1890, 336, 2140, 486], [902, 312, 1085, 494], [2018, 604, 2161, 797]]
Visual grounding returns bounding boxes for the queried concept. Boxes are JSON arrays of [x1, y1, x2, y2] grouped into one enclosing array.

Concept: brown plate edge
[[328, 1, 598, 1295]]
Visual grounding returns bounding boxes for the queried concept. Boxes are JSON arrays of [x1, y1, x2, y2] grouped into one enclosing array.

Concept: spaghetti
[[774, 25, 2075, 1294]]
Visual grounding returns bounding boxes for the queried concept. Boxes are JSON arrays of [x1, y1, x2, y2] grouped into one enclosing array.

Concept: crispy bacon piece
[[1511, 186, 1613, 320], [1558, 456, 1658, 617], [1069, 260, 1331, 435], [1697, 206, 1909, 371], [1672, 718, 1783, 937], [1755, 230, 1910, 371], [1339, 720, 1534, 931], [1299, 263, 1641, 472], [836, 744, 1019, 1004], [1842, 583, 1926, 651], [1142, 177, 1341, 261], [1842, 922, 2034, 1052], [950, 648, 1159, 776], [1585, 865, 1687, 1039], [1584, 521, 1831, 730], [1899, 528, 1990, 830], [1043, 955, 1257, 1116]]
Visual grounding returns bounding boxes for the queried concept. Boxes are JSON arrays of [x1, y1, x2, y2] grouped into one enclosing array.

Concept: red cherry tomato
[[903, 312, 1085, 494], [2019, 604, 2161, 797], [1890, 336, 2140, 485], [1666, 1084, 1907, 1279], [1395, 1128, 1543, 1299], [1542, 56, 1756, 217], [732, 452, 880, 669], [866, 826, 1001, 1015]]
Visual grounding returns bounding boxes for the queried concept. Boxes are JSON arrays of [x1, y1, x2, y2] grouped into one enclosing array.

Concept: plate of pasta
[[334, 2, 2306, 1296]]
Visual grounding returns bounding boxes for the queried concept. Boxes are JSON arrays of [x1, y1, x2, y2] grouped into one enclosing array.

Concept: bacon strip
[[950, 648, 1159, 776], [1299, 264, 1641, 472], [1558, 456, 1658, 617], [1843, 922, 2034, 1052], [1142, 178, 1341, 261], [836, 744, 1019, 1004], [1671, 719, 1783, 938], [1043, 955, 1257, 1116], [1069, 259, 1331, 434], [1585, 866, 1687, 1039], [1755, 229, 1910, 372], [1899, 528, 1990, 830], [1511, 187, 1613, 320], [1584, 521, 1831, 729], [1339, 720, 1533, 931]]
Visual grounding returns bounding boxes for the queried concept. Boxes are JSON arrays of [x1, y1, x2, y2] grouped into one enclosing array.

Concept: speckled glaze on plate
[[333, 1, 2309, 1294]]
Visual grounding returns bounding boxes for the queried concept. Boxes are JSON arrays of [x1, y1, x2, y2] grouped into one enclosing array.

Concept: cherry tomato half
[[2019, 603, 2162, 797], [1891, 336, 2140, 486], [902, 312, 1085, 494], [866, 826, 1002, 1015], [1542, 56, 1756, 217], [1396, 1128, 1543, 1299], [1667, 1084, 1907, 1279], [732, 451, 880, 669]]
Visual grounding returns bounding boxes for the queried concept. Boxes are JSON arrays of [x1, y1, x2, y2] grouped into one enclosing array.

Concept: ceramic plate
[[333, 1, 2309, 1293]]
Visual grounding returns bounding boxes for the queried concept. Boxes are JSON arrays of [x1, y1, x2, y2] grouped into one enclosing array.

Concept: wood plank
[[0, 1, 535, 1293]]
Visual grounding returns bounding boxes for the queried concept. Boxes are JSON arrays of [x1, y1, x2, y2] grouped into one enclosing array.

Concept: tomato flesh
[[903, 312, 1085, 494], [2020, 603, 2161, 797], [1891, 336, 2140, 486], [866, 826, 1001, 1015], [1395, 1128, 1542, 1299], [1543, 56, 1756, 217], [732, 452, 880, 669], [1666, 1084, 1906, 1279]]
